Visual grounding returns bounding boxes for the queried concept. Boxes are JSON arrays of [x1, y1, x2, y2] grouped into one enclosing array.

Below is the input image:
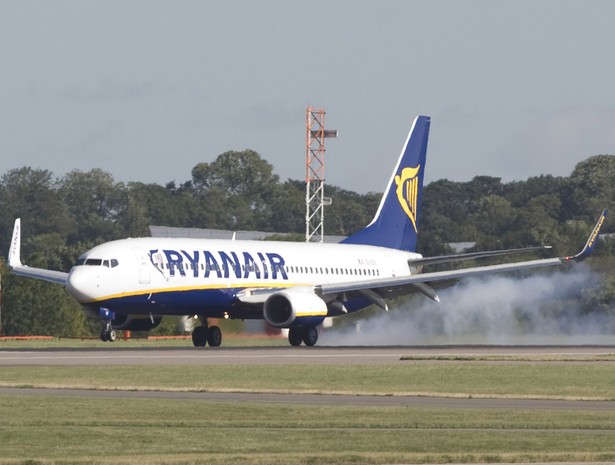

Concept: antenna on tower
[[305, 107, 337, 243]]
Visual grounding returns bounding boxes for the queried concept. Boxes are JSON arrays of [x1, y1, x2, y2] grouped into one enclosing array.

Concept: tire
[[191, 326, 207, 347], [288, 328, 303, 346], [302, 327, 318, 347], [207, 326, 222, 347]]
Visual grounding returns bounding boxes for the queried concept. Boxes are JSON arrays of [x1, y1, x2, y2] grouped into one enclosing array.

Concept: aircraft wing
[[409, 245, 552, 267], [316, 209, 608, 310], [7, 219, 69, 285]]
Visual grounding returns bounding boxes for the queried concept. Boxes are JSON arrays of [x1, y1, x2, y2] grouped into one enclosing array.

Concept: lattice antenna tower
[[305, 107, 337, 242]]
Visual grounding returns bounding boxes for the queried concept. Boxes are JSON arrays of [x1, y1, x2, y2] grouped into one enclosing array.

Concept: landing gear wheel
[[288, 328, 303, 347], [207, 326, 222, 347], [302, 327, 318, 347], [100, 319, 116, 342], [191, 326, 207, 347]]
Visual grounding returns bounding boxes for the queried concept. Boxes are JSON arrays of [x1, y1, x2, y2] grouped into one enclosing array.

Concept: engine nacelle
[[111, 314, 163, 331], [263, 288, 327, 328]]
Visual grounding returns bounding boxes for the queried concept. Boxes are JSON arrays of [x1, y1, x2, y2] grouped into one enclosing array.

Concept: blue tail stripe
[[341, 115, 430, 251]]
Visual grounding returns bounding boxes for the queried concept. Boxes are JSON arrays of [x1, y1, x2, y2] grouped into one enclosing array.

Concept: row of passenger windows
[[158, 261, 379, 277], [72, 256, 378, 276], [73, 258, 119, 268], [286, 265, 379, 277]]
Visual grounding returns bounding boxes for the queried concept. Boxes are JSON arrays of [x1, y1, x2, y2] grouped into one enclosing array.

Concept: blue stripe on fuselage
[[98, 287, 239, 315]]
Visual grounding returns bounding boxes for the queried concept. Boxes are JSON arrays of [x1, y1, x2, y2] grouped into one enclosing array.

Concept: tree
[[1, 233, 90, 336], [325, 186, 374, 236], [562, 155, 615, 225], [58, 169, 126, 243], [0, 168, 72, 252], [191, 150, 281, 230], [268, 180, 305, 234]]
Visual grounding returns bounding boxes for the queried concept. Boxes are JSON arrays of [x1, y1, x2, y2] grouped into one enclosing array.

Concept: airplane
[[6, 115, 607, 347]]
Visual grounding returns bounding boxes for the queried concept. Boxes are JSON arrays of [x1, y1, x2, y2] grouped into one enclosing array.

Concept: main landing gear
[[288, 327, 318, 347], [191, 319, 222, 347]]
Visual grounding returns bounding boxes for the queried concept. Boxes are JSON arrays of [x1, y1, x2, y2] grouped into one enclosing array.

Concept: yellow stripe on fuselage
[[78, 281, 306, 304]]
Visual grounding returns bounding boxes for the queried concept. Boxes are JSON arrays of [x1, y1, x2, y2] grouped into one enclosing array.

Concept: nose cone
[[66, 268, 98, 302]]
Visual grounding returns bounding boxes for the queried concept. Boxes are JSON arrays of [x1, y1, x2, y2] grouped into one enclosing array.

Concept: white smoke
[[319, 264, 614, 346]]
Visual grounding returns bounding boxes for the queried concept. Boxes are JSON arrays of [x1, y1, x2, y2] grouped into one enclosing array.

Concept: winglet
[[566, 209, 607, 261], [8, 218, 23, 268], [6, 218, 68, 284]]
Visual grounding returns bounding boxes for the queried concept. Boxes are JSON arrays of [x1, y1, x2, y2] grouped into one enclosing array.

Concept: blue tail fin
[[342, 115, 430, 251]]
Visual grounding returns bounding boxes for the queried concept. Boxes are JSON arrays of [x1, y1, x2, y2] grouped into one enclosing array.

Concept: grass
[[2, 395, 615, 465], [3, 344, 615, 463], [2, 363, 615, 400]]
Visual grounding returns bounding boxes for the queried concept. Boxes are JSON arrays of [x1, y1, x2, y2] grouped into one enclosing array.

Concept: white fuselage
[[65, 237, 421, 316]]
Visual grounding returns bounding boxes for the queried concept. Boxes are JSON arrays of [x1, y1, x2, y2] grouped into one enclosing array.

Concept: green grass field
[[2, 347, 615, 464], [2, 394, 615, 465]]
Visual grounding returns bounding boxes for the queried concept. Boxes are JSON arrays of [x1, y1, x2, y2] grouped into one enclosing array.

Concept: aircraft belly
[[97, 287, 239, 315]]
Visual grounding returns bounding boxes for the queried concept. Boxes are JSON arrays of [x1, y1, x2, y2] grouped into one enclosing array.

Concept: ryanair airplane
[[7, 116, 607, 347]]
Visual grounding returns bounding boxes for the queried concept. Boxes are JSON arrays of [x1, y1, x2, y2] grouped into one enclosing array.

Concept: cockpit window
[[73, 257, 119, 267]]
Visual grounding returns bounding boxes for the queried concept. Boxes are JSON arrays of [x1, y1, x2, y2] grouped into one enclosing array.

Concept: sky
[[2, 0, 615, 194]]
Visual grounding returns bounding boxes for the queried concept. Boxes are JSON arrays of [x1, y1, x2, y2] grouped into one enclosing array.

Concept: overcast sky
[[2, 0, 615, 193]]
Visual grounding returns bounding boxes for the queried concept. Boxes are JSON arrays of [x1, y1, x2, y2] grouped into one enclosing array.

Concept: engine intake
[[263, 289, 327, 328]]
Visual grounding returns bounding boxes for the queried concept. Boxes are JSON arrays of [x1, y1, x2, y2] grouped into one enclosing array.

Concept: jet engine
[[263, 288, 327, 328]]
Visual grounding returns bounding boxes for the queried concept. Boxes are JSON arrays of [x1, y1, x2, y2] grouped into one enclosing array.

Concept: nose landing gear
[[100, 324, 117, 342], [99, 308, 117, 342]]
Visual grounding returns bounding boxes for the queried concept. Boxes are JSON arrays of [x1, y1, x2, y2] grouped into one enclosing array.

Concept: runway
[[1, 385, 614, 410], [2, 345, 615, 410], [2, 344, 615, 366]]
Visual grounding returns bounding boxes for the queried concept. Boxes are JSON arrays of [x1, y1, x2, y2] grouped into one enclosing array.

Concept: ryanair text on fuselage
[[149, 249, 289, 280]]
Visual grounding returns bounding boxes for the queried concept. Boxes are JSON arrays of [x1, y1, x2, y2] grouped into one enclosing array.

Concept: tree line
[[1, 150, 615, 336]]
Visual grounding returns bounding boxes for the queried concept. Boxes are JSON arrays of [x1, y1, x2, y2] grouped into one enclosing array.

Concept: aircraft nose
[[66, 268, 97, 302]]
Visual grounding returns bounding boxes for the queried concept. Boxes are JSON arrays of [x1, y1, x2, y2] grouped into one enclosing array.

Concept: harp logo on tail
[[395, 165, 420, 233]]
